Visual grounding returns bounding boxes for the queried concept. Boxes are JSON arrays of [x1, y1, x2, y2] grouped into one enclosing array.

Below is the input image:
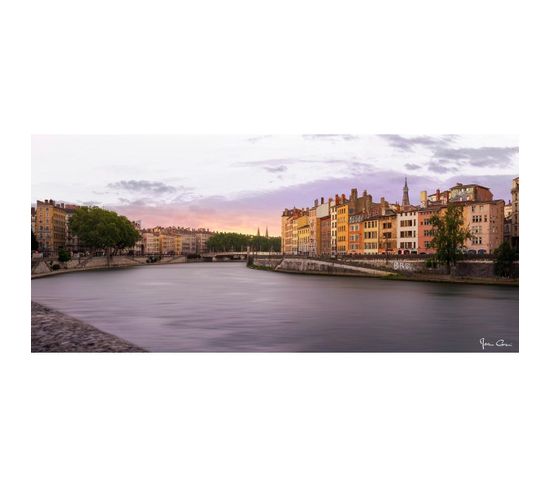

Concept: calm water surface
[[31, 262, 519, 352]]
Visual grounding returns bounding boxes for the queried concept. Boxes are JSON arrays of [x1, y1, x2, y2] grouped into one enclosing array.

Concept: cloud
[[77, 200, 102, 206], [264, 165, 287, 173], [302, 134, 360, 142], [378, 134, 457, 152], [427, 162, 456, 174], [246, 135, 272, 143], [404, 163, 422, 170], [107, 180, 180, 195], [432, 146, 518, 168]]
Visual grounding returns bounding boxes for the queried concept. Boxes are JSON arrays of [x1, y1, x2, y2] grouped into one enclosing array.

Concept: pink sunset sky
[[31, 135, 519, 236]]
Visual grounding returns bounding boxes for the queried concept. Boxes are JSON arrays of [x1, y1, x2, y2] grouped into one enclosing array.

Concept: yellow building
[[174, 235, 184, 255], [159, 234, 176, 255], [296, 215, 309, 254], [336, 200, 349, 254], [363, 217, 379, 254], [35, 199, 68, 254], [143, 233, 160, 254]]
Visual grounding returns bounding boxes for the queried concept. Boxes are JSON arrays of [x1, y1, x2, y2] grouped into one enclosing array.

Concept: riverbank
[[31, 302, 147, 352], [248, 257, 519, 286], [31, 254, 190, 279]]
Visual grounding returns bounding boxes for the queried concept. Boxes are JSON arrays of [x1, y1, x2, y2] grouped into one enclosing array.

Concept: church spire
[[257, 227, 260, 237], [402, 177, 410, 207]]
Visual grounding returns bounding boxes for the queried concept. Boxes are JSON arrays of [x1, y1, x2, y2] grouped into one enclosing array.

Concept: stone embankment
[[249, 256, 393, 278], [249, 256, 519, 285], [31, 254, 188, 278], [31, 302, 146, 352]]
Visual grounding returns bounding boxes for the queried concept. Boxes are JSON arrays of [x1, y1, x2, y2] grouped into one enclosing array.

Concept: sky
[[31, 135, 519, 236]]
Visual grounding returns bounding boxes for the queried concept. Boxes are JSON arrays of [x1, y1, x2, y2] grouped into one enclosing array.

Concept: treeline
[[207, 232, 281, 252]]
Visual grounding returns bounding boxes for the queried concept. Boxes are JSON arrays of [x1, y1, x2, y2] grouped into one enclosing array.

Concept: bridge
[[201, 251, 282, 262]]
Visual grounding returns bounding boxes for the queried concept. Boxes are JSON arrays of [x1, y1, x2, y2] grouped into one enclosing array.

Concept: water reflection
[[31, 262, 519, 352]]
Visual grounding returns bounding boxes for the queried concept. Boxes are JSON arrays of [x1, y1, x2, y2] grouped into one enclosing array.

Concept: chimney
[[436, 189, 440, 201], [321, 197, 325, 204], [341, 193, 346, 201], [420, 191, 427, 208], [351, 188, 358, 200], [314, 199, 319, 207], [363, 190, 368, 197]]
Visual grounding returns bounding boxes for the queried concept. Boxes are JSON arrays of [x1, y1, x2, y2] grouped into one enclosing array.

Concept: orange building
[[417, 205, 445, 254], [34, 199, 68, 254]]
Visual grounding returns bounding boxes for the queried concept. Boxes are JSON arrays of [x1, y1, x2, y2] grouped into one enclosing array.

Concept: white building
[[397, 209, 418, 253]]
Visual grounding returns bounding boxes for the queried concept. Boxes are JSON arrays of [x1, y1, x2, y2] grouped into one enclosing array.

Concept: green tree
[[58, 248, 71, 263], [31, 230, 39, 251], [428, 205, 472, 274], [206, 232, 281, 253], [494, 241, 518, 278], [69, 207, 140, 265]]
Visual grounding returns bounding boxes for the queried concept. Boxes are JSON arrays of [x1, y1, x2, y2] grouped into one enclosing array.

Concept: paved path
[[31, 302, 146, 352]]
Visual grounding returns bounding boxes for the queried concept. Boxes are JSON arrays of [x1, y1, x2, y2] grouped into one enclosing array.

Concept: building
[[314, 198, 330, 255], [348, 213, 365, 254], [142, 232, 160, 254], [195, 230, 213, 254], [448, 183, 493, 203], [503, 201, 513, 245], [402, 178, 410, 207], [461, 200, 504, 254], [417, 205, 445, 254], [319, 215, 331, 256], [34, 199, 68, 255], [31, 207, 36, 234], [511, 177, 519, 248], [377, 211, 397, 254], [181, 233, 197, 254], [330, 198, 338, 255], [308, 205, 317, 255], [159, 234, 176, 255], [397, 209, 418, 253], [427, 189, 450, 206], [363, 216, 379, 254], [336, 195, 349, 254], [296, 215, 309, 254]]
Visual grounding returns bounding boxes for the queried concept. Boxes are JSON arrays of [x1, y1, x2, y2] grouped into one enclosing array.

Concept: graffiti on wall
[[393, 261, 414, 272]]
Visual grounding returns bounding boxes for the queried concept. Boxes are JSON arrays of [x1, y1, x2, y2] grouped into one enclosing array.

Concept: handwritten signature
[[479, 338, 513, 350]]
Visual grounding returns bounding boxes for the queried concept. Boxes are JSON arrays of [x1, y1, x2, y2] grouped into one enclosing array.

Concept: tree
[[58, 248, 71, 263], [206, 232, 281, 253], [428, 205, 472, 274], [494, 241, 518, 278], [69, 207, 140, 265], [31, 231, 39, 251]]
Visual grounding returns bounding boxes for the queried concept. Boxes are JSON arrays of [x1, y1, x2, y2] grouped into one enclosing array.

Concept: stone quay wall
[[31, 254, 189, 277], [250, 256, 393, 277], [251, 255, 519, 280]]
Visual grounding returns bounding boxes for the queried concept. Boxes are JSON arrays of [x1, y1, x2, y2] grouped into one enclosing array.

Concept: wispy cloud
[[302, 134, 360, 142], [246, 135, 272, 143], [264, 165, 287, 173], [427, 161, 455, 174], [432, 146, 518, 168], [378, 134, 458, 152], [404, 163, 422, 170], [108, 180, 181, 194]]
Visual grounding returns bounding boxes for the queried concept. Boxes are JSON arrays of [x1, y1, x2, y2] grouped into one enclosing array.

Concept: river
[[31, 262, 519, 352]]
